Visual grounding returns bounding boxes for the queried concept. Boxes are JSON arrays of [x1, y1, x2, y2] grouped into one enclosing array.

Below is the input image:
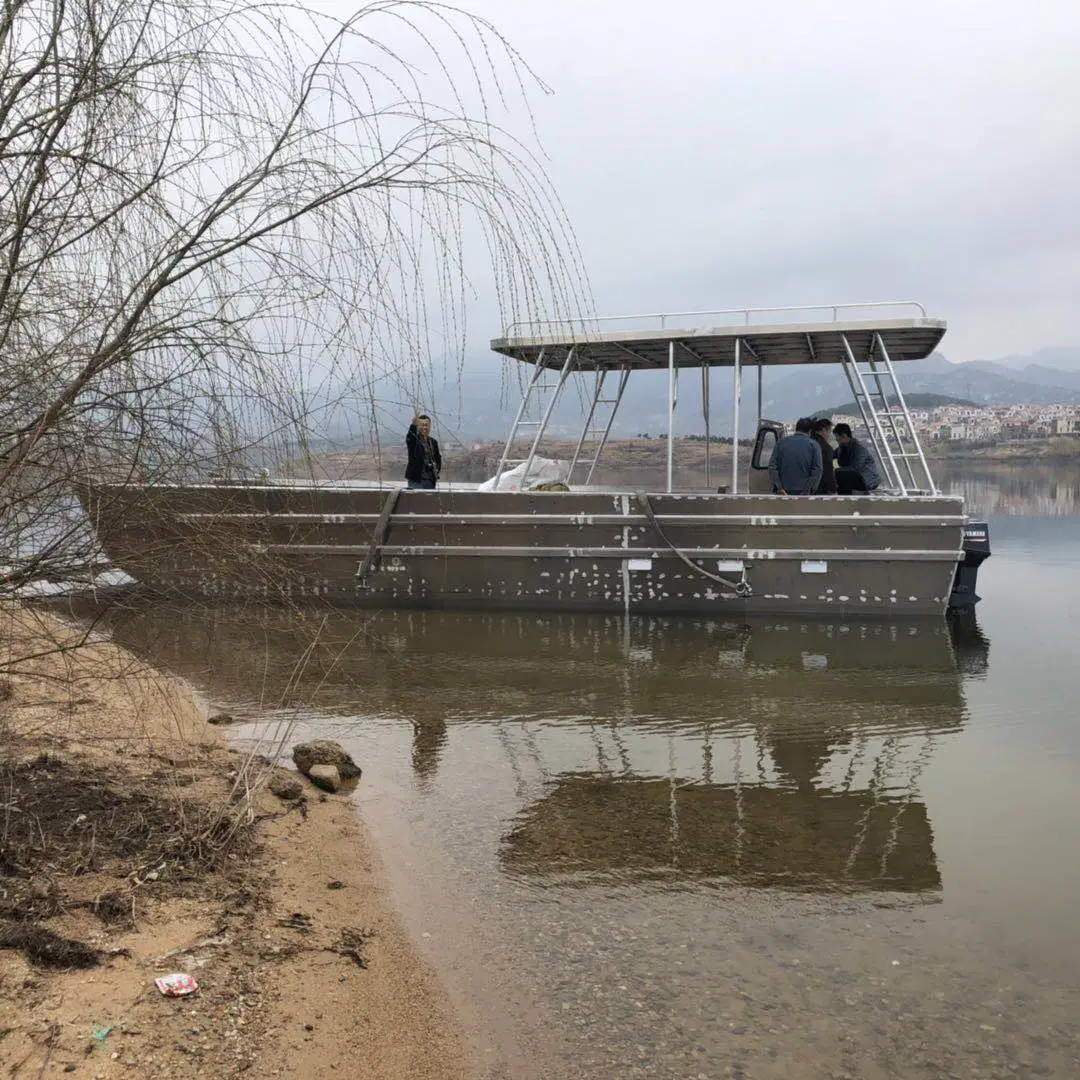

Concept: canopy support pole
[[666, 341, 677, 492], [875, 332, 938, 494], [757, 363, 763, 424], [864, 336, 919, 490], [702, 365, 711, 489], [731, 337, 742, 494]]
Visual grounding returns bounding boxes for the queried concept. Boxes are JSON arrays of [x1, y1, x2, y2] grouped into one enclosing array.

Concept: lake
[[69, 465, 1080, 1079]]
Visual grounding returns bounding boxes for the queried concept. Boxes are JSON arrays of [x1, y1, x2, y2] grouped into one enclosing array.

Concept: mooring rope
[[634, 492, 752, 597]]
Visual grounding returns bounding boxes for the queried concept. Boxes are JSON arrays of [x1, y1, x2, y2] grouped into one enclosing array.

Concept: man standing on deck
[[833, 423, 880, 493], [768, 417, 822, 496], [405, 412, 442, 489]]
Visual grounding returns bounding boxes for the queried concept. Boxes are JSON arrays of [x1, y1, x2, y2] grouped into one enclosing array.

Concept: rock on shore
[[292, 740, 362, 782], [307, 764, 342, 792], [267, 770, 304, 801]]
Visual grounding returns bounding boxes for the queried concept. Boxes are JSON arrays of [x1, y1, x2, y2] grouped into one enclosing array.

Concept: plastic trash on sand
[[155, 972, 199, 997], [477, 458, 569, 492]]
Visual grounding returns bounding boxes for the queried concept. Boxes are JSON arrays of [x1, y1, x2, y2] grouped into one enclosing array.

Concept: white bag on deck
[[478, 457, 570, 492]]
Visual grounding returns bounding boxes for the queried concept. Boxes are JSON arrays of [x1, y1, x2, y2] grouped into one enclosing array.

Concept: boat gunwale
[[81, 480, 964, 502]]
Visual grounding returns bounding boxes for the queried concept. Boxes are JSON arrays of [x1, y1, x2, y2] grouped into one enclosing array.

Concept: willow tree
[[0, 0, 587, 590]]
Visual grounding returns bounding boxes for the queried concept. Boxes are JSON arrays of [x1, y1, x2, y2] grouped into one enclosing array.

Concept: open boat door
[[748, 420, 786, 494]]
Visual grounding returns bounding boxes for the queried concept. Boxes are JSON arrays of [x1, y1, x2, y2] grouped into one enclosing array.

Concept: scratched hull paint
[[76, 483, 966, 616]]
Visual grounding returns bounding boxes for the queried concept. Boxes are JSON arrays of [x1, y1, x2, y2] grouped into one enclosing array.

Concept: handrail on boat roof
[[501, 300, 928, 338]]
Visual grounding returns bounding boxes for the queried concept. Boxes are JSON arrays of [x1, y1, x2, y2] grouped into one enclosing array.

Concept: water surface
[[74, 465, 1080, 1079]]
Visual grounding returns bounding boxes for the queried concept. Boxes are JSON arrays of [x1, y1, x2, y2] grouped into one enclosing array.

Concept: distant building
[[790, 403, 1080, 445]]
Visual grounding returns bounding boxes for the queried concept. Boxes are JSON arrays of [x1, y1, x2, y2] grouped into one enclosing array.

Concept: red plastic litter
[[154, 973, 198, 997]]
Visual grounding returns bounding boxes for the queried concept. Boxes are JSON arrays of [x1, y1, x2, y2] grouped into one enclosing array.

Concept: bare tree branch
[[0, 0, 590, 596]]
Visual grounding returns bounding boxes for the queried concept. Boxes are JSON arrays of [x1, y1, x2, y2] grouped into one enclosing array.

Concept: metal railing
[[502, 301, 929, 338]]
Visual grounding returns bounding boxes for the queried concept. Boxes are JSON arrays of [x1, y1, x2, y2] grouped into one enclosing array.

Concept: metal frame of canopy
[[490, 302, 944, 495]]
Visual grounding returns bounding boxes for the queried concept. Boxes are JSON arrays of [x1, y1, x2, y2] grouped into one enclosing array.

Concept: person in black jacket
[[809, 417, 837, 494], [833, 422, 880, 493], [405, 412, 442, 489]]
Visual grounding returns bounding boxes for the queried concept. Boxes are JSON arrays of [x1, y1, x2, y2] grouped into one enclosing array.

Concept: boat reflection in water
[[496, 616, 987, 896], [81, 600, 989, 898]]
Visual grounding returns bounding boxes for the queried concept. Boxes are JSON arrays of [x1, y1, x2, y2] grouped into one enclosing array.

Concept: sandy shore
[[0, 604, 469, 1079]]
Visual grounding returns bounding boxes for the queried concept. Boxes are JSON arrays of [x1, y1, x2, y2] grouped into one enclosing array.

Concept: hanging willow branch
[[0, 0, 590, 585]]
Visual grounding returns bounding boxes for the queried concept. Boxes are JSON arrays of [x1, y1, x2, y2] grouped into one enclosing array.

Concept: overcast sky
[[399, 0, 1077, 364]]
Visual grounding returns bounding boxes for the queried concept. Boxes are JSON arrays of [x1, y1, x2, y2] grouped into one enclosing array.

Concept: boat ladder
[[566, 367, 631, 485], [492, 346, 577, 488], [839, 331, 937, 494]]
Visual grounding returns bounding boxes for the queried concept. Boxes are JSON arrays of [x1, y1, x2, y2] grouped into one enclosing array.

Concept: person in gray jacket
[[833, 423, 880, 493], [768, 417, 823, 495]]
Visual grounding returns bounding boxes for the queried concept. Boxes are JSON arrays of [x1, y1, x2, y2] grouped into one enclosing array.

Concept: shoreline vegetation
[[0, 605, 466, 1080], [285, 436, 1080, 484]]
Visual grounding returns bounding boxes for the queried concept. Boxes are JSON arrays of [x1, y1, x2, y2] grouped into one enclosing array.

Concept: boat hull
[[75, 483, 967, 617]]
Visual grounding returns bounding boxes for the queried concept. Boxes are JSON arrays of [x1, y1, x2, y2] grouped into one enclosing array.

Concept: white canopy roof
[[491, 315, 946, 371]]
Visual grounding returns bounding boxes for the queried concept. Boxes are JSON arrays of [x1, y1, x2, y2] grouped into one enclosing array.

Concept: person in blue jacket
[[768, 417, 823, 495]]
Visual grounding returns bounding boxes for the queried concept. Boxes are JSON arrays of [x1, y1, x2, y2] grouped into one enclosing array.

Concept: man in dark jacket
[[809, 417, 837, 494], [768, 417, 823, 496], [405, 412, 442, 489], [833, 423, 880, 493]]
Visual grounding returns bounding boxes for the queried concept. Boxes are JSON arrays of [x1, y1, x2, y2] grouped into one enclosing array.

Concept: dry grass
[[0, 604, 284, 972], [0, 751, 262, 962]]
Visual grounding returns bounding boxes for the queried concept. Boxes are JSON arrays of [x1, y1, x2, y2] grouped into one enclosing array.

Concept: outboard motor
[[948, 521, 990, 609]]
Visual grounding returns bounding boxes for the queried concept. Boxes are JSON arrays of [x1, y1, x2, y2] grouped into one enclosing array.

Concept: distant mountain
[[823, 393, 975, 416], [961, 359, 1080, 393], [969, 346, 1080, 373]]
